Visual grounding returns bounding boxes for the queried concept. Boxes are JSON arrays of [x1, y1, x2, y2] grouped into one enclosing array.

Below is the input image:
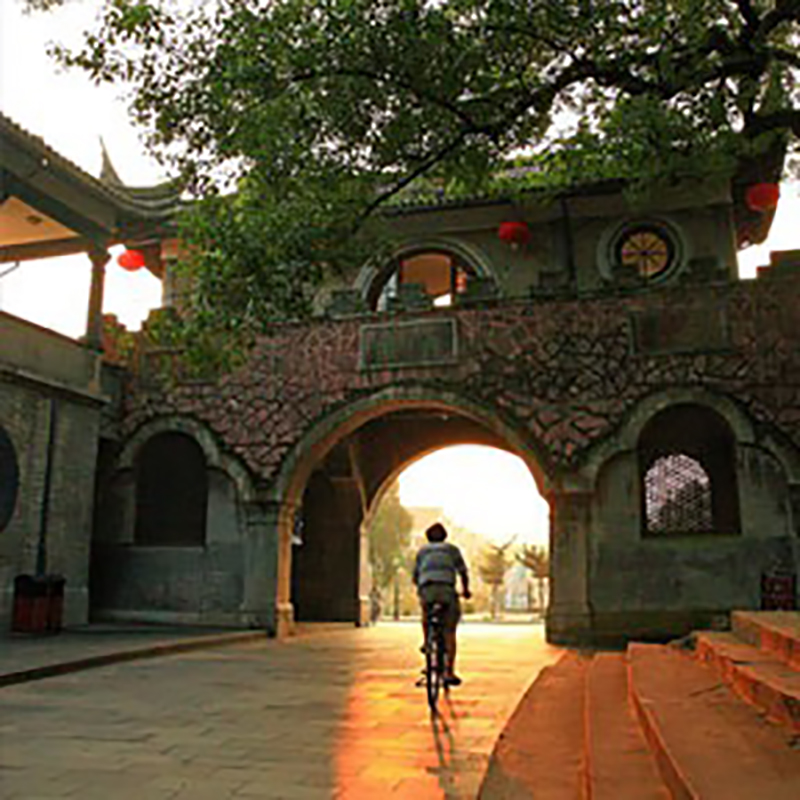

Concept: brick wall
[[0, 376, 102, 627]]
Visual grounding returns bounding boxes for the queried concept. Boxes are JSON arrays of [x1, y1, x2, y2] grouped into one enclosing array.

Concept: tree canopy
[[477, 539, 515, 618], [42, 0, 800, 328], [517, 544, 550, 580]]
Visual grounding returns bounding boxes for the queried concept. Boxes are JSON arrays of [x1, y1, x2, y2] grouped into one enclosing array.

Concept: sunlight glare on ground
[[398, 445, 549, 547]]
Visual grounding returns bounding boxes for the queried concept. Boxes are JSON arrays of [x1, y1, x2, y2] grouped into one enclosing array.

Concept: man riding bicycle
[[413, 522, 471, 686]]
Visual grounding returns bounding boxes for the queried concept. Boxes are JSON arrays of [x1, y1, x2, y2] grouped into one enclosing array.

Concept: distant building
[[504, 563, 532, 612]]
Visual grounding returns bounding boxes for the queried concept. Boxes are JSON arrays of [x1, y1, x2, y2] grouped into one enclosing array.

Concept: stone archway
[[354, 236, 498, 310], [266, 386, 551, 637], [91, 415, 258, 627], [576, 388, 800, 643]]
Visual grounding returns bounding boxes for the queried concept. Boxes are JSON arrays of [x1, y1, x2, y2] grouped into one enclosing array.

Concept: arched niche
[[356, 238, 496, 310], [134, 431, 208, 546]]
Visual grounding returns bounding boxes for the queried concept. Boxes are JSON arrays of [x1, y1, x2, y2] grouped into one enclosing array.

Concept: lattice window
[[617, 226, 675, 280], [644, 453, 713, 534]]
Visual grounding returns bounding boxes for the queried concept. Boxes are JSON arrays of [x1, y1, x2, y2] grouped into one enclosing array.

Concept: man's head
[[426, 523, 447, 543]]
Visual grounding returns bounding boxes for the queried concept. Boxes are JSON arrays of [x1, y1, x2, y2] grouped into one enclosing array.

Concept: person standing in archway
[[413, 522, 471, 686]]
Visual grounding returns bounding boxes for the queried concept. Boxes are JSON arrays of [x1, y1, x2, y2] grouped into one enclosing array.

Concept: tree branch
[[289, 65, 482, 132], [735, 0, 760, 34], [353, 132, 468, 228], [770, 45, 800, 69], [758, 0, 800, 41], [480, 22, 577, 61], [744, 108, 800, 138]]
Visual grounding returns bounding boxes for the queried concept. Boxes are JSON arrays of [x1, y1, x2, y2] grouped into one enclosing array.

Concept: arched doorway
[[134, 431, 209, 546], [369, 249, 476, 310], [276, 395, 550, 631], [369, 444, 550, 623]]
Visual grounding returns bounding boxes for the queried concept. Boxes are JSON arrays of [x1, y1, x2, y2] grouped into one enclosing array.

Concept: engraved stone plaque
[[630, 303, 730, 355], [360, 317, 458, 370]]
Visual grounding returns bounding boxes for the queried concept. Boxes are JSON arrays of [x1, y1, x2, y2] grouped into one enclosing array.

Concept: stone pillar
[[161, 257, 178, 308], [242, 501, 290, 636], [85, 247, 110, 350], [275, 501, 296, 638], [347, 441, 372, 627], [357, 520, 371, 627], [330, 477, 369, 627], [292, 471, 363, 624], [546, 490, 594, 645]]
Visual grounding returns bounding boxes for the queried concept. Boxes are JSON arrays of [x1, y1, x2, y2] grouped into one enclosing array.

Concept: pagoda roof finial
[[99, 137, 124, 187]]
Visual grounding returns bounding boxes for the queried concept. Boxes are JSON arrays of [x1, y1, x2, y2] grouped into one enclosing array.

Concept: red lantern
[[498, 220, 531, 247], [745, 183, 780, 212], [117, 248, 146, 271]]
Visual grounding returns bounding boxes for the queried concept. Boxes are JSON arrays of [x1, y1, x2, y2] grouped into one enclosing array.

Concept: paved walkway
[[0, 622, 561, 799], [0, 624, 266, 686]]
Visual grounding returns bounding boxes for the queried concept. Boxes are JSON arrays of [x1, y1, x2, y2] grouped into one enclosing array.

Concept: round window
[[0, 426, 19, 532], [616, 225, 675, 280]]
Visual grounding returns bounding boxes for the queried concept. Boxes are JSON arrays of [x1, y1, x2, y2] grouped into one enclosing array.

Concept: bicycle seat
[[427, 601, 447, 620]]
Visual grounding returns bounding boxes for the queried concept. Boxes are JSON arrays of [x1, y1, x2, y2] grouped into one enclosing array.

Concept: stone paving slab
[[0, 622, 560, 799]]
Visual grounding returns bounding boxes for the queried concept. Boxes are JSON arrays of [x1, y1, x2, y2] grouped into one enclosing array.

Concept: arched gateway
[[265, 386, 551, 637], [96, 255, 800, 645]]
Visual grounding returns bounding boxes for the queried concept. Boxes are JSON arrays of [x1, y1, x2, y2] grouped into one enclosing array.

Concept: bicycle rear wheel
[[425, 622, 445, 712]]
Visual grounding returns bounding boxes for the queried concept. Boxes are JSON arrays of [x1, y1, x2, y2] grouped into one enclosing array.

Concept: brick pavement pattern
[[0, 623, 560, 799]]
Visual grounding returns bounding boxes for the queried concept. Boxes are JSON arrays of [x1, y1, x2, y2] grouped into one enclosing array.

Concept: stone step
[[478, 651, 588, 799], [731, 610, 800, 671], [583, 652, 670, 800], [694, 631, 800, 733], [629, 642, 800, 800]]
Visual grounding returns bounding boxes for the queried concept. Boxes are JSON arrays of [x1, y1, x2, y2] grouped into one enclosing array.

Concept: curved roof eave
[[0, 111, 182, 229]]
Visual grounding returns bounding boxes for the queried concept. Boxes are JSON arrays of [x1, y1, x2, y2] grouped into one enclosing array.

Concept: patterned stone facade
[[123, 272, 800, 490], [94, 213, 800, 641]]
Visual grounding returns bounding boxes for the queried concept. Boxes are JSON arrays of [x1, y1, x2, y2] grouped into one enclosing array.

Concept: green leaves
[[41, 0, 800, 342], [544, 92, 743, 191]]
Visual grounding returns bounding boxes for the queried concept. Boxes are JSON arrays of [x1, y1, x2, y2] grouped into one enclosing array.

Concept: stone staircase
[[479, 612, 800, 799]]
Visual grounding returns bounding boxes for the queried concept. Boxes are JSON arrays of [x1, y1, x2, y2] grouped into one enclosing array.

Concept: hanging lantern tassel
[[745, 183, 780, 213], [117, 248, 146, 272], [498, 220, 531, 249]]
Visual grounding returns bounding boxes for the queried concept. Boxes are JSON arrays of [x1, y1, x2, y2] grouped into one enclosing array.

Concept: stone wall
[[0, 324, 104, 628], [589, 442, 797, 640], [125, 273, 800, 488], [90, 452, 246, 626], [115, 271, 800, 640]]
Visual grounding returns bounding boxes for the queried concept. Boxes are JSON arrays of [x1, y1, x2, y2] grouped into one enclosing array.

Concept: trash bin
[[11, 574, 65, 634], [761, 572, 797, 611]]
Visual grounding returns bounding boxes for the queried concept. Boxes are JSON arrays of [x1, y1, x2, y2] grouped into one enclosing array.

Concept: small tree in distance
[[478, 539, 516, 620], [367, 482, 414, 620], [517, 545, 550, 615]]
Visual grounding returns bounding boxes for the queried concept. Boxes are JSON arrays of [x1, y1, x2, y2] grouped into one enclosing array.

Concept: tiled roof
[[2, 110, 767, 248], [0, 110, 182, 221]]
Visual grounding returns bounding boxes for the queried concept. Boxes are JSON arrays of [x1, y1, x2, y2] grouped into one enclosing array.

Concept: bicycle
[[423, 600, 449, 713]]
